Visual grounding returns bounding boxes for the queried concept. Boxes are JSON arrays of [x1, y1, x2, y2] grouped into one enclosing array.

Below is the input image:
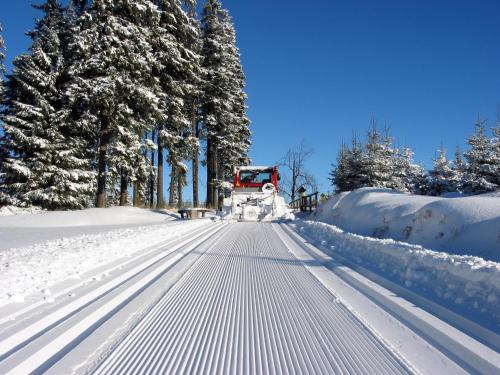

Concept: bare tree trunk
[[157, 143, 164, 209], [177, 168, 184, 209], [192, 103, 199, 208], [206, 138, 216, 209], [133, 181, 139, 207], [96, 119, 110, 208], [149, 130, 156, 209], [120, 171, 128, 206], [169, 163, 177, 207], [291, 159, 297, 202], [217, 158, 224, 211]]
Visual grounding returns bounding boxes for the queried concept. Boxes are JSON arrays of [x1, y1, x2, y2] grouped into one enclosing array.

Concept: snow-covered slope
[[313, 188, 500, 261], [0, 206, 178, 228], [0, 206, 181, 251]]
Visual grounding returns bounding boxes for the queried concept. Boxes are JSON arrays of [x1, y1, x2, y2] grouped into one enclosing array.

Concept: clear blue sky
[[1, 0, 500, 196]]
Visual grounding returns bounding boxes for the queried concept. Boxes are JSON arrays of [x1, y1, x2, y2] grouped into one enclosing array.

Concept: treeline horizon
[[330, 117, 500, 196]]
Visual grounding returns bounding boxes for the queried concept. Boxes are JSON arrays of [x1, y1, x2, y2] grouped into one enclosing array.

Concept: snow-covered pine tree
[[0, 23, 5, 102], [330, 135, 367, 192], [0, 1, 95, 209], [329, 143, 350, 192], [491, 119, 500, 189], [392, 146, 427, 193], [201, 0, 251, 208], [362, 122, 396, 189], [0, 23, 7, 205], [462, 119, 497, 193], [428, 146, 456, 196], [346, 135, 367, 190], [451, 146, 466, 192], [217, 11, 251, 180], [409, 163, 429, 195], [66, 0, 162, 207], [153, 0, 202, 209]]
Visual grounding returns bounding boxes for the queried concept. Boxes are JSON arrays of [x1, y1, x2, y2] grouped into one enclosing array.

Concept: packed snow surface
[[0, 206, 176, 228], [0, 206, 181, 250], [313, 188, 500, 261], [0, 221, 495, 373], [0, 218, 208, 307], [297, 220, 500, 329], [95, 223, 411, 374]]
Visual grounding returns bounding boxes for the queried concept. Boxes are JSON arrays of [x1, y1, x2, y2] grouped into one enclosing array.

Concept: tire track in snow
[[96, 222, 412, 375]]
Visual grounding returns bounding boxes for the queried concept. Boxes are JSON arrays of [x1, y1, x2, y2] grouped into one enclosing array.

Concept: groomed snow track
[[0, 221, 496, 374], [96, 223, 409, 375]]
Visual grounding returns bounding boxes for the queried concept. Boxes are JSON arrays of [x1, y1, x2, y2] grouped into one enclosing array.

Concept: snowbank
[[0, 220, 209, 307], [0, 206, 178, 228], [297, 220, 500, 328], [313, 188, 500, 261], [0, 206, 44, 217]]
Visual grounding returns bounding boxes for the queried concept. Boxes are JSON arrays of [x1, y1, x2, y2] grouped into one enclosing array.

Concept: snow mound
[[298, 220, 500, 328], [0, 220, 208, 307], [0, 206, 44, 217], [0, 206, 177, 228], [313, 188, 500, 261]]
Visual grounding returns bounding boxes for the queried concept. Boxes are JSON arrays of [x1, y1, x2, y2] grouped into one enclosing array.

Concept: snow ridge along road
[[96, 223, 411, 375]]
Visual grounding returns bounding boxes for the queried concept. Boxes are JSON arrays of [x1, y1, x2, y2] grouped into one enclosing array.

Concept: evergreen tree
[[0, 23, 7, 204], [1, 1, 94, 209], [153, 0, 202, 209], [428, 147, 456, 196], [329, 143, 350, 193], [410, 163, 429, 195], [462, 119, 497, 193], [392, 146, 427, 193], [66, 0, 162, 207], [201, 0, 251, 208], [346, 135, 367, 190], [363, 122, 395, 189], [330, 136, 367, 192], [0, 23, 5, 102], [451, 146, 466, 192], [491, 119, 500, 188]]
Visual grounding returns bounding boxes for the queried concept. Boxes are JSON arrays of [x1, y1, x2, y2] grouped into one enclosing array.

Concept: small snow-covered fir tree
[[1, 1, 94, 209], [330, 136, 368, 192], [329, 143, 350, 192], [450, 146, 466, 192], [428, 147, 456, 196], [201, 0, 251, 207], [66, 0, 162, 207], [491, 120, 500, 188], [410, 163, 429, 195], [346, 135, 368, 190], [363, 122, 396, 189], [392, 146, 428, 194], [462, 119, 497, 193]]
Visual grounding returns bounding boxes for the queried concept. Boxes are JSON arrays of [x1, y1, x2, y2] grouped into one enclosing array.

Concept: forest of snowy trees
[[0, 0, 250, 210], [330, 119, 500, 196]]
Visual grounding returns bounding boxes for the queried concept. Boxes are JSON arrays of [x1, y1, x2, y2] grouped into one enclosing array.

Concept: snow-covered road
[[0, 221, 498, 374], [96, 223, 409, 374]]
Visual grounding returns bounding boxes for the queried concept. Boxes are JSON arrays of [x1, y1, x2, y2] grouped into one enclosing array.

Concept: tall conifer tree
[[66, 0, 162, 207], [462, 120, 497, 193], [1, 0, 94, 209], [201, 0, 250, 208]]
